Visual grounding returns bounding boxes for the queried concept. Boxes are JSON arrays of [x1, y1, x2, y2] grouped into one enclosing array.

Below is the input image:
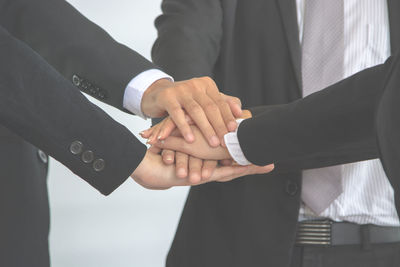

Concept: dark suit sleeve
[[0, 0, 155, 111], [237, 55, 399, 171], [0, 26, 147, 195], [152, 0, 223, 80]]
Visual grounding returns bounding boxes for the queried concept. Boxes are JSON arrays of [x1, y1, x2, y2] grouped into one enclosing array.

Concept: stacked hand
[[131, 146, 273, 189], [131, 77, 274, 188]]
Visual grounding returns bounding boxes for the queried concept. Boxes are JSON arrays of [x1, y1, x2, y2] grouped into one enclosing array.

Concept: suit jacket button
[[93, 159, 105, 172], [81, 150, 94, 163], [72, 75, 81, 86], [37, 150, 48, 164], [89, 87, 100, 95], [81, 80, 89, 90], [286, 180, 298, 196], [98, 91, 107, 99], [70, 141, 83, 155]]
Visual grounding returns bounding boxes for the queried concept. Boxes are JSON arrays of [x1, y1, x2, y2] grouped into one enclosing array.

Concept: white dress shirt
[[225, 0, 399, 226], [123, 69, 173, 118]]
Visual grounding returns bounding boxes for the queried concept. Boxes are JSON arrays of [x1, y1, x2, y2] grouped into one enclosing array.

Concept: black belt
[[295, 220, 400, 246]]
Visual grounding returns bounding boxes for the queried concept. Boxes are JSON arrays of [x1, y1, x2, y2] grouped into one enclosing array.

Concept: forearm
[[0, 26, 146, 195], [238, 55, 398, 169], [0, 0, 155, 110]]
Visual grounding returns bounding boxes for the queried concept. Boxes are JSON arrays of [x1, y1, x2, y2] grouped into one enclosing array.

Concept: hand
[[141, 109, 253, 146], [141, 77, 242, 146], [161, 149, 219, 184], [151, 109, 253, 161], [130, 147, 274, 190], [153, 126, 231, 161]]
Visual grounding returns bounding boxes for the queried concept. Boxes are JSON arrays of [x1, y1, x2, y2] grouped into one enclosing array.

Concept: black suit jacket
[[0, 0, 155, 194], [239, 54, 400, 210], [152, 0, 400, 266], [0, 0, 155, 265]]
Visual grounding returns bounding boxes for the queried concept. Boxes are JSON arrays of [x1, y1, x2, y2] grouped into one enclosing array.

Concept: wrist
[[141, 78, 174, 118], [223, 119, 252, 165]]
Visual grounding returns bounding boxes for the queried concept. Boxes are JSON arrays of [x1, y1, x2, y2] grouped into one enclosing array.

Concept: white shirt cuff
[[123, 69, 173, 119], [224, 119, 252, 166]]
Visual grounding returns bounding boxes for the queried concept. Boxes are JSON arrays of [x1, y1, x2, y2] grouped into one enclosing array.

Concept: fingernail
[[177, 168, 187, 178], [210, 136, 220, 147], [166, 156, 173, 162], [190, 173, 201, 183]]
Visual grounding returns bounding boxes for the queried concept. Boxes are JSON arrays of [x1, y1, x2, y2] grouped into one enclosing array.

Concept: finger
[[220, 159, 233, 166], [218, 164, 275, 182], [148, 120, 165, 145], [212, 93, 238, 132], [158, 117, 177, 140], [154, 136, 188, 154], [194, 93, 229, 143], [162, 149, 175, 165], [182, 99, 220, 147], [249, 164, 275, 175], [175, 152, 189, 178], [223, 94, 243, 118], [148, 145, 162, 154], [201, 160, 218, 181], [209, 165, 249, 182], [188, 156, 202, 184], [165, 102, 195, 143], [204, 88, 238, 132], [140, 128, 153, 139]]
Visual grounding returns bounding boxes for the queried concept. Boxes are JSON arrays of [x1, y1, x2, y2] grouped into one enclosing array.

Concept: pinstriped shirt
[[297, 0, 400, 226]]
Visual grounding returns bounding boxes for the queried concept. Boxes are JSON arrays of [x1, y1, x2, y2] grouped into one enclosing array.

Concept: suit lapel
[[276, 0, 302, 92], [387, 0, 400, 54]]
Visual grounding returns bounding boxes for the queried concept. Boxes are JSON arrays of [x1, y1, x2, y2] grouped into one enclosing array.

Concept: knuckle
[[200, 76, 215, 86], [159, 87, 173, 99], [205, 101, 219, 112], [187, 79, 200, 88], [181, 141, 189, 151], [233, 96, 241, 104], [188, 102, 202, 112], [170, 105, 183, 115], [217, 99, 230, 109]]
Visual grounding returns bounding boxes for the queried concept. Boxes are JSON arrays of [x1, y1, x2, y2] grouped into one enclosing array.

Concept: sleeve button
[[37, 150, 48, 164], [93, 159, 105, 172], [70, 141, 83, 155], [81, 150, 94, 163], [98, 91, 107, 99], [72, 75, 81, 86]]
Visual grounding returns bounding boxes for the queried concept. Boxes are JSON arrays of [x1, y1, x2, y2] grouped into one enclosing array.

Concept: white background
[[48, 1, 188, 266]]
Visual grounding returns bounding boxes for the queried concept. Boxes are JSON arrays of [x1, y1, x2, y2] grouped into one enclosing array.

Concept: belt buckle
[[296, 220, 332, 246]]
